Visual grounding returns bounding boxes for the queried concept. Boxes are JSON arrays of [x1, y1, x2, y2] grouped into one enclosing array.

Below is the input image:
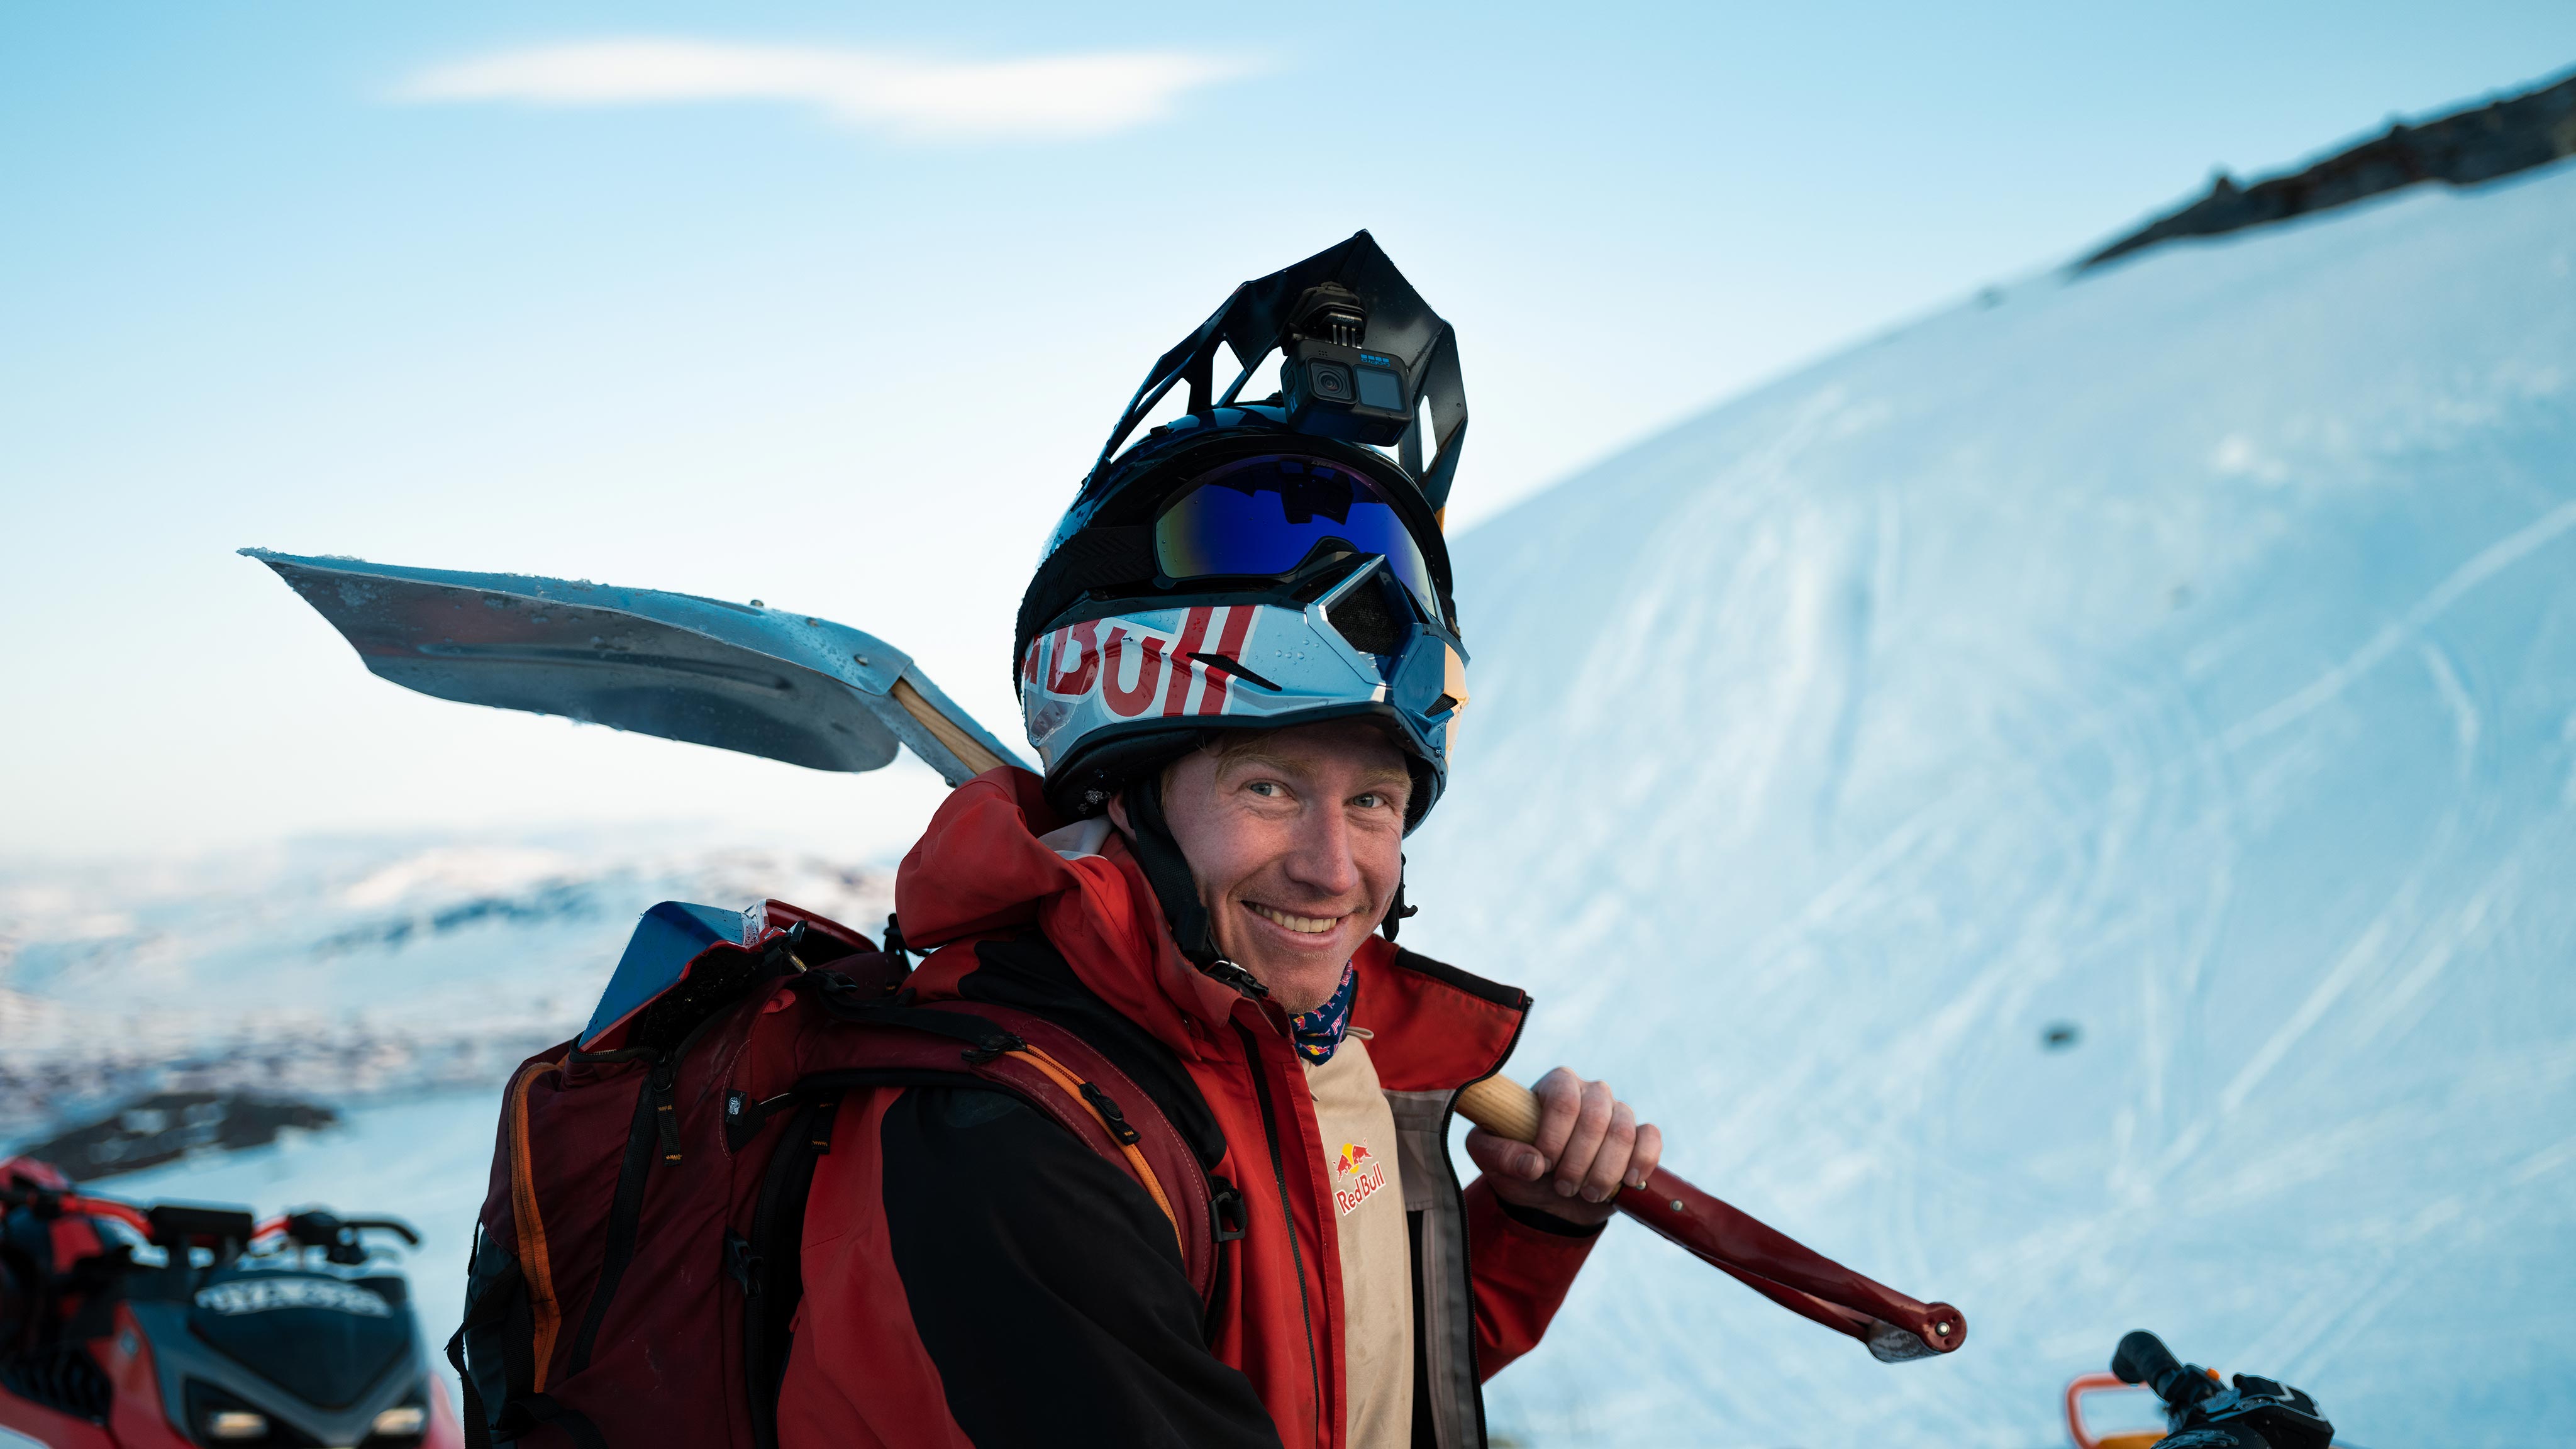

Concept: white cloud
[[395, 39, 1251, 142]]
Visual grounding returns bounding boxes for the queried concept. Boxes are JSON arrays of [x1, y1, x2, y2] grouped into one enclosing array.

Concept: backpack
[[450, 899, 1241, 1448]]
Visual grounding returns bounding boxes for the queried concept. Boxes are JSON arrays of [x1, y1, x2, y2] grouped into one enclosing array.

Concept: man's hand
[[1463, 1068, 1662, 1228]]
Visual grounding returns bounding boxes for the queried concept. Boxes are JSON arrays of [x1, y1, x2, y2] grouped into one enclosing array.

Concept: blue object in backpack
[[580, 901, 749, 1049]]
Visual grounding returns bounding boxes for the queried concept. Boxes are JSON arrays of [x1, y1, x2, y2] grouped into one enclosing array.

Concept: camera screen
[[1355, 365, 1403, 411]]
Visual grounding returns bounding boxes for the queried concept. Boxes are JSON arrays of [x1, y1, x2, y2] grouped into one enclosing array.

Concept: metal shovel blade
[[243, 549, 1026, 786]]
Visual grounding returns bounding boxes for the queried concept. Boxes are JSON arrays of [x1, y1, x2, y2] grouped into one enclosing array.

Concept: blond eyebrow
[[1209, 745, 1409, 794], [1209, 743, 1301, 777]]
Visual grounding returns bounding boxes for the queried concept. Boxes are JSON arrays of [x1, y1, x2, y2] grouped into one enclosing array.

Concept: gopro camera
[[1280, 284, 1414, 445]]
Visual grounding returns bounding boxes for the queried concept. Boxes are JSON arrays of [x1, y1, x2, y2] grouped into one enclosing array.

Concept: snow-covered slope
[[1407, 165, 2576, 1445]]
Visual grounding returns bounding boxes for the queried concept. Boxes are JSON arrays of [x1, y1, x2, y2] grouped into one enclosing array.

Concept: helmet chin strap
[[1379, 854, 1418, 943], [1119, 768, 1270, 1001]]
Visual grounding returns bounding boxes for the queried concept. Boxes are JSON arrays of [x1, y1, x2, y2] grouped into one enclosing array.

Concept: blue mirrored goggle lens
[[1154, 456, 1437, 614]]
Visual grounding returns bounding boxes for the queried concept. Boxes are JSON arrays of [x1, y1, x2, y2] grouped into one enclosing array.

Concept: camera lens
[[1309, 362, 1353, 401]]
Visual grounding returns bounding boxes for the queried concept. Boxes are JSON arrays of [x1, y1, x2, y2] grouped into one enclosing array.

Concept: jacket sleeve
[[876, 1085, 1284, 1449], [1460, 1174, 1603, 1379]]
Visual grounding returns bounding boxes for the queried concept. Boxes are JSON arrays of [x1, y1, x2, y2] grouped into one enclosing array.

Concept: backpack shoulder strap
[[970, 1003, 1217, 1284], [730, 984, 1241, 1449], [755, 995, 1222, 1297]]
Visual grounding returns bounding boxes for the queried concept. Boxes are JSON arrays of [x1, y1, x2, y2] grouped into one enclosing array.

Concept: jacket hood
[[895, 767, 1267, 1062]]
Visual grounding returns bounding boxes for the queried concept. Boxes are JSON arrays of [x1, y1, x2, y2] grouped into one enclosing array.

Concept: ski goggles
[[1153, 455, 1439, 618]]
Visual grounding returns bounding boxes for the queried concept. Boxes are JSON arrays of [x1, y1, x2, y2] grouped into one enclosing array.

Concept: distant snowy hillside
[[0, 836, 891, 1132], [1407, 165, 2576, 1444]]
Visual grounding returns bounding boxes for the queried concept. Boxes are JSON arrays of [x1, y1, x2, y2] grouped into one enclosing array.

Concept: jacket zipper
[[1238, 1021, 1324, 1445]]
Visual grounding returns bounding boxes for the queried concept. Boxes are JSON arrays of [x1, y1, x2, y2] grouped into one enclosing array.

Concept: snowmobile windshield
[[1154, 454, 1436, 617]]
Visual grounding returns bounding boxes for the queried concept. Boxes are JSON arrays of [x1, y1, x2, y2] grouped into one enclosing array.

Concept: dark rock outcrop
[[2083, 67, 2576, 269], [11, 1091, 337, 1180]]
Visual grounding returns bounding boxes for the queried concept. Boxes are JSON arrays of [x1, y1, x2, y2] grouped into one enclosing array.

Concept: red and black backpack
[[451, 899, 1241, 1448]]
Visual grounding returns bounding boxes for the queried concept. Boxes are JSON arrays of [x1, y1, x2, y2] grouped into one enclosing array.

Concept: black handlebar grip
[[2112, 1330, 2216, 1410], [2111, 1330, 2179, 1386]]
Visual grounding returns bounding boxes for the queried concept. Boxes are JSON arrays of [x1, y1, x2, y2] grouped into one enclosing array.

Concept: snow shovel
[[245, 548, 1967, 1362]]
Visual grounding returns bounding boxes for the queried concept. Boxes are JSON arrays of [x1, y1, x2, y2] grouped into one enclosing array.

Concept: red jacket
[[775, 769, 1596, 1448]]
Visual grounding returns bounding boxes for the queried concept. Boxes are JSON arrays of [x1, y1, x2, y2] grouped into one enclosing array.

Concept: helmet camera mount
[[1085, 230, 1470, 516]]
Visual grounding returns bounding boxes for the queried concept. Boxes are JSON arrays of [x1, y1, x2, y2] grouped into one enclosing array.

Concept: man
[[775, 235, 1657, 1448]]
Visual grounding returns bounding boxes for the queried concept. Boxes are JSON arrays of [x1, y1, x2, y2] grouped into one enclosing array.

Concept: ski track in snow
[[4, 168, 2572, 1448]]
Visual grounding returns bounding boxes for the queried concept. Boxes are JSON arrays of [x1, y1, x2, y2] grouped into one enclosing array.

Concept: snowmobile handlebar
[[269, 1210, 423, 1262], [2074, 1331, 2338, 1449], [338, 1216, 423, 1245], [0, 1181, 158, 1242], [5, 1180, 416, 1260], [1453, 1075, 1965, 1360]]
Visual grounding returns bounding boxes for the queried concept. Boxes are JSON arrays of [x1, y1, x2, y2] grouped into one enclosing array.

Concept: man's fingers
[[1580, 1101, 1637, 1203], [1528, 1067, 1582, 1166], [1516, 1070, 1660, 1205], [1462, 1126, 1548, 1181], [1625, 1122, 1664, 1190], [1552, 1080, 1616, 1199]]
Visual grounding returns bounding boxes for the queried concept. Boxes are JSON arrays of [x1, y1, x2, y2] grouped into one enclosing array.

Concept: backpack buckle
[[723, 1231, 764, 1297], [1209, 1179, 1248, 1245], [1077, 1082, 1143, 1146]]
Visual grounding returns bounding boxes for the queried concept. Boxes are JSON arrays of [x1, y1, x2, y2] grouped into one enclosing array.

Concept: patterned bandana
[[1292, 962, 1358, 1065]]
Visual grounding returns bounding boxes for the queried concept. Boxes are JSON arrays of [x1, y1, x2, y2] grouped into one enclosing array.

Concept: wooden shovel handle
[[893, 678, 1009, 777], [1454, 1073, 1965, 1356]]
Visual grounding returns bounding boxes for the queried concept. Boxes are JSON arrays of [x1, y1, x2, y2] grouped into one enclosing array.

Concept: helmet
[[1016, 231, 1471, 841]]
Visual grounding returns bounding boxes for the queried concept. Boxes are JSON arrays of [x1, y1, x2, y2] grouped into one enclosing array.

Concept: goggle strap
[[1019, 526, 1155, 664]]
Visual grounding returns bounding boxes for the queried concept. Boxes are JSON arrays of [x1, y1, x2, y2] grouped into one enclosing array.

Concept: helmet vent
[[1326, 579, 1404, 657]]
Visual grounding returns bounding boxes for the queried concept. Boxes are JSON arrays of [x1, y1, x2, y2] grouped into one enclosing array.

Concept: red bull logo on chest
[[1333, 1140, 1387, 1216]]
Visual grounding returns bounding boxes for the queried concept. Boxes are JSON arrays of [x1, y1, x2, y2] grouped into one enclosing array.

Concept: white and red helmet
[[1014, 234, 1470, 830]]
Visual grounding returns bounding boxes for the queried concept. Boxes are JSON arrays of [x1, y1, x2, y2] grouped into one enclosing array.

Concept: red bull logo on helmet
[[1024, 604, 1261, 721], [1015, 571, 1462, 816], [1332, 1140, 1387, 1217]]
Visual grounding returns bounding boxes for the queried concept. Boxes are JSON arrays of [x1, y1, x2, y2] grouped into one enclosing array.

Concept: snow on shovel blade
[[243, 549, 1026, 786]]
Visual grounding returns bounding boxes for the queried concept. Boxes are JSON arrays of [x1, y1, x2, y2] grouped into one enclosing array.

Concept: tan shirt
[[1305, 1031, 1413, 1448]]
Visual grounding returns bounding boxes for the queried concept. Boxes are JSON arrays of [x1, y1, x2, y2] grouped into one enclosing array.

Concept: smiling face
[[1113, 720, 1413, 1015]]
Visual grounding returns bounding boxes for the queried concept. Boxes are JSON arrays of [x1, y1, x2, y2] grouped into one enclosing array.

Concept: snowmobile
[[1, 1157, 462, 1449]]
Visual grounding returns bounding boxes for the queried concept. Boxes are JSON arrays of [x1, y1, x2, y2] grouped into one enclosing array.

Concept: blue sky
[[6, 3, 2571, 859]]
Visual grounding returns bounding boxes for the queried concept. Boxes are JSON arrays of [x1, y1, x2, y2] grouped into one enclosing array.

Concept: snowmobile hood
[[242, 548, 1026, 785]]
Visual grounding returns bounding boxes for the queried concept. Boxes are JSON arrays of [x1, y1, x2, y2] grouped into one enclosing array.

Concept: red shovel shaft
[[1456, 1075, 1965, 1357]]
